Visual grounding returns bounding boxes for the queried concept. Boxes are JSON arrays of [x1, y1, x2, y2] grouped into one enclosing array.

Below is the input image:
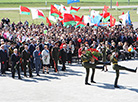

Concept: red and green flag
[[38, 10, 45, 20], [76, 21, 86, 28], [116, 2, 119, 10], [19, 6, 30, 15], [70, 6, 80, 13], [63, 13, 76, 26], [51, 5, 62, 17], [74, 15, 81, 22], [103, 5, 109, 13], [46, 17, 52, 27], [110, 15, 116, 27]]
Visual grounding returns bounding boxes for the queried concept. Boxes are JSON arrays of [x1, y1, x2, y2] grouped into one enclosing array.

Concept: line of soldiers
[[0, 40, 68, 79], [81, 47, 137, 88]]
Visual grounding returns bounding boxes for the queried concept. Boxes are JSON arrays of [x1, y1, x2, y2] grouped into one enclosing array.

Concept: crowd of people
[[0, 17, 138, 80]]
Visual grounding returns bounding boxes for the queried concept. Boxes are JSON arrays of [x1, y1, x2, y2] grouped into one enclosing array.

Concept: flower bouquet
[[86, 48, 101, 61]]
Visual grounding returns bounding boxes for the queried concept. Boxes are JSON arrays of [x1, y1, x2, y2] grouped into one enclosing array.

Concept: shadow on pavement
[[91, 82, 138, 93]]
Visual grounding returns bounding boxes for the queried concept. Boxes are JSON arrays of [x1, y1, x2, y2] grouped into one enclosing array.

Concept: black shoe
[[91, 81, 96, 83], [29, 75, 33, 78], [85, 83, 91, 85], [114, 85, 120, 88], [24, 75, 28, 78], [47, 72, 49, 74], [43, 71, 45, 74], [18, 77, 22, 80], [135, 67, 137, 72], [37, 74, 40, 76]]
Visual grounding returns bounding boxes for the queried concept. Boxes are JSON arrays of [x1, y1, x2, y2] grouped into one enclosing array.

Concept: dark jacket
[[0, 49, 8, 62]]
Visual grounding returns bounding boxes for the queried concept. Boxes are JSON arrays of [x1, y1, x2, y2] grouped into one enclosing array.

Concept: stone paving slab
[[0, 59, 138, 102]]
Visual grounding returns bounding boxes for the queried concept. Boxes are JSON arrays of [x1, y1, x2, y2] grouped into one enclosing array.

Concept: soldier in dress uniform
[[110, 51, 137, 88], [52, 42, 60, 72], [81, 47, 106, 85]]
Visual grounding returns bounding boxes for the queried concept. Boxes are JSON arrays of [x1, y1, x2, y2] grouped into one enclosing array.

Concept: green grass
[[0, 0, 138, 7], [0, 0, 138, 2], [0, 8, 138, 25]]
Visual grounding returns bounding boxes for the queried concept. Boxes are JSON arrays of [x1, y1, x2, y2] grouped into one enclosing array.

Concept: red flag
[[103, 5, 109, 13], [74, 15, 81, 21], [102, 12, 110, 18], [51, 5, 61, 16], [63, 13, 75, 22], [20, 6, 30, 13], [76, 21, 86, 28], [38, 10, 45, 18], [116, 2, 119, 7], [70, 6, 80, 11], [110, 15, 116, 27], [46, 17, 52, 26], [80, 15, 84, 22]]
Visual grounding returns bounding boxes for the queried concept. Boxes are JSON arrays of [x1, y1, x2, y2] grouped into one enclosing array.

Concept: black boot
[[114, 85, 120, 88]]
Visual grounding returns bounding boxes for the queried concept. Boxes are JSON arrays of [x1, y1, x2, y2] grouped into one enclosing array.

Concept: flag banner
[[54, 4, 61, 10], [38, 10, 45, 20], [67, 0, 80, 4], [63, 13, 76, 26], [49, 12, 57, 22], [76, 21, 86, 28], [20, 6, 30, 15], [74, 15, 81, 22], [90, 10, 99, 18], [110, 15, 116, 27], [31, 9, 45, 20], [84, 15, 91, 24], [70, 6, 80, 13], [51, 5, 62, 17], [119, 11, 131, 25], [103, 5, 109, 13], [91, 14, 102, 24], [46, 17, 52, 26], [102, 16, 110, 23]]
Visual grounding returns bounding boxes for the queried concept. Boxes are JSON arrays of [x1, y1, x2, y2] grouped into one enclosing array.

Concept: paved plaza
[[0, 59, 138, 102]]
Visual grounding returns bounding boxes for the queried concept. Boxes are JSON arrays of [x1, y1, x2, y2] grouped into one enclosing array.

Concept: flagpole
[[19, 11, 21, 22], [19, 6, 21, 22]]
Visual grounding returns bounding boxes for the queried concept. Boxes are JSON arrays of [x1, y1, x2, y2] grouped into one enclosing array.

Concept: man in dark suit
[[52, 42, 60, 72], [0, 45, 8, 75], [11, 49, 21, 79], [60, 45, 67, 71], [33, 46, 42, 76], [21, 45, 32, 77], [28, 40, 36, 70]]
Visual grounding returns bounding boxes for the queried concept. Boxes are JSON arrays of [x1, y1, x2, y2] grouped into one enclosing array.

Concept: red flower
[[2, 61, 4, 64], [88, 49, 90, 51], [134, 47, 136, 50]]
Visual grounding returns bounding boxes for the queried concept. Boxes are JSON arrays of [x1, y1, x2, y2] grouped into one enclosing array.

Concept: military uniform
[[52, 46, 60, 72], [110, 54, 137, 88], [81, 54, 105, 85]]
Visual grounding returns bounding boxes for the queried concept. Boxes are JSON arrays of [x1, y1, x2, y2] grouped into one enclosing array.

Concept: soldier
[[81, 47, 107, 85], [52, 42, 60, 72], [110, 51, 137, 88]]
